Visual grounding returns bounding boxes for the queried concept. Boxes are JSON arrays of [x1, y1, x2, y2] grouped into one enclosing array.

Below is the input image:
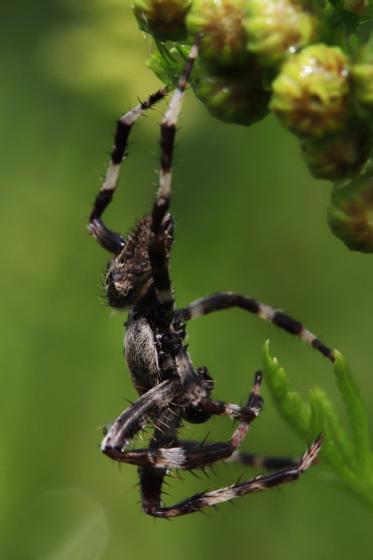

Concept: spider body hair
[[105, 215, 174, 310], [88, 38, 331, 517]]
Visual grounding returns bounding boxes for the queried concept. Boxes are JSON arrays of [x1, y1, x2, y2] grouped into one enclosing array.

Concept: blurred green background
[[3, 1, 373, 558]]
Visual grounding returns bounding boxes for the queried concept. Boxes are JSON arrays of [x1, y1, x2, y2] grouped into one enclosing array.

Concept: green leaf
[[308, 386, 355, 479], [263, 340, 373, 507], [333, 351, 371, 480], [263, 341, 311, 439]]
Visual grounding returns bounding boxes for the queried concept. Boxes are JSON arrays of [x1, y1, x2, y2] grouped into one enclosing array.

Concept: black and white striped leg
[[101, 372, 263, 469], [149, 37, 201, 314], [178, 442, 297, 470], [184, 369, 265, 423], [141, 436, 323, 518], [176, 292, 335, 362], [138, 407, 181, 516], [88, 88, 167, 253], [194, 396, 260, 421], [101, 379, 180, 459], [226, 451, 297, 470]]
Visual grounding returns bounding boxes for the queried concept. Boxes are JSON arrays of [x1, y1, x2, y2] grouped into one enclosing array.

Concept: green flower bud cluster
[[134, 0, 322, 126], [133, 0, 373, 252]]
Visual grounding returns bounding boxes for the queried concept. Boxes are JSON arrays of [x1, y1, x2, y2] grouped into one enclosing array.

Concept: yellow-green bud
[[186, 0, 249, 66], [328, 172, 373, 253], [245, 0, 317, 67], [192, 61, 270, 125], [133, 0, 191, 41], [271, 44, 351, 138], [352, 37, 373, 109], [301, 121, 371, 180]]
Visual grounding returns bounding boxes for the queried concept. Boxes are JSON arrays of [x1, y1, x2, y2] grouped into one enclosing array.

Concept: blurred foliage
[[39, 0, 158, 110], [2, 1, 373, 559]]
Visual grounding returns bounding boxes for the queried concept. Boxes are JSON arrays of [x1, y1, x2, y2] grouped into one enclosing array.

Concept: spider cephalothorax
[[88, 38, 333, 518], [104, 215, 174, 309]]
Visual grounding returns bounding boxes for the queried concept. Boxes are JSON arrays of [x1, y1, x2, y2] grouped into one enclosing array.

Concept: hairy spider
[[88, 39, 333, 518]]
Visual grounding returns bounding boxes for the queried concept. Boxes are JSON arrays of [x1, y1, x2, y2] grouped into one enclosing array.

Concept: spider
[[88, 38, 334, 518]]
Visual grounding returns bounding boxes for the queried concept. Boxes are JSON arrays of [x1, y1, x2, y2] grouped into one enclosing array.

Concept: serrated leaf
[[333, 351, 371, 480], [263, 341, 373, 508], [263, 340, 311, 438], [309, 386, 355, 478]]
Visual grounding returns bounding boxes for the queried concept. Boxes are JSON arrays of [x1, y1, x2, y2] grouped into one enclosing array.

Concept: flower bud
[[301, 120, 371, 180], [327, 172, 373, 253], [352, 37, 373, 109], [133, 0, 191, 41], [245, 0, 317, 66], [271, 44, 351, 138], [186, 0, 249, 66], [192, 61, 270, 125]]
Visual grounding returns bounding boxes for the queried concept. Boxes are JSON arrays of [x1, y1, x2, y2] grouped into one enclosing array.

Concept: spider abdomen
[[125, 316, 160, 395]]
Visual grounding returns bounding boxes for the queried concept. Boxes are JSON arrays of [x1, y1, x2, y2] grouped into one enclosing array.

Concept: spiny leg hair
[[88, 88, 167, 253], [103, 371, 262, 469], [149, 36, 201, 314], [177, 442, 297, 470], [141, 435, 323, 518], [101, 379, 181, 457]]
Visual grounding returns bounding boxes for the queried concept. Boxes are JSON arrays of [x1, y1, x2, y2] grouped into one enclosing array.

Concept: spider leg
[[184, 380, 264, 423], [88, 88, 167, 253], [101, 378, 180, 457], [149, 37, 201, 315], [193, 395, 260, 420], [141, 436, 323, 518], [178, 441, 297, 470], [181, 378, 297, 470], [225, 450, 297, 470], [108, 372, 262, 468], [138, 405, 181, 514], [176, 291, 334, 362]]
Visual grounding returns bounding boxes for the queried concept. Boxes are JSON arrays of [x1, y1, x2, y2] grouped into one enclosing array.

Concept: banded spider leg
[[176, 292, 335, 362]]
